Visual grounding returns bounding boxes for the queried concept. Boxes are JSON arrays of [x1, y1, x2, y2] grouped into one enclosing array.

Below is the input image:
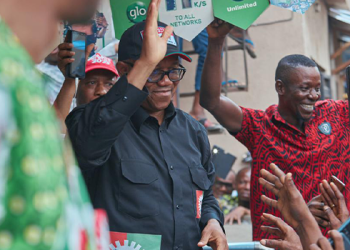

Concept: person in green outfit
[[0, 0, 173, 249], [0, 0, 103, 249]]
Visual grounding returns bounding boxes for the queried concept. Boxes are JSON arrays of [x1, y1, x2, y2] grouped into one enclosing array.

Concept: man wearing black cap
[[65, 0, 227, 249]]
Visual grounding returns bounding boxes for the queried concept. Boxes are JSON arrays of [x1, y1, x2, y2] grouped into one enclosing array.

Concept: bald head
[[236, 167, 251, 202]]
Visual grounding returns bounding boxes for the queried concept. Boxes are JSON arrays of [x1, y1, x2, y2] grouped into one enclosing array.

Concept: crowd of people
[[1, 0, 350, 249]]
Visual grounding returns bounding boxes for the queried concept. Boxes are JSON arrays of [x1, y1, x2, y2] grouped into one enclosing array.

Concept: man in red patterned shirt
[[200, 21, 350, 240]]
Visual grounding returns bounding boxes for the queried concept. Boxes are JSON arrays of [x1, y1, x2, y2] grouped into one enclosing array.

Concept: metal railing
[[203, 242, 273, 250]]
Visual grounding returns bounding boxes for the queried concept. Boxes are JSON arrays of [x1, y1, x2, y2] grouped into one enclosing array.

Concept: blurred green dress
[[0, 17, 108, 250]]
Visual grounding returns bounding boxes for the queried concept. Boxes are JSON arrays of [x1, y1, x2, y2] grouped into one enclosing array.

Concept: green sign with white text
[[212, 0, 270, 30], [110, 0, 150, 39]]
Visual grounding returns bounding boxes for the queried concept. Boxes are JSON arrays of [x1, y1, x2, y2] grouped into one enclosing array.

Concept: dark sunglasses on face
[[123, 61, 186, 83]]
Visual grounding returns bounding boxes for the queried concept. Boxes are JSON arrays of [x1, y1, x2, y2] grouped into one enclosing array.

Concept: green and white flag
[[212, 0, 270, 30], [109, 232, 162, 250]]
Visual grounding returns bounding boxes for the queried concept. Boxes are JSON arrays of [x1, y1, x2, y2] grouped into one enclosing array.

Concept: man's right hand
[[127, 0, 173, 90], [259, 163, 313, 229], [138, 0, 173, 67], [206, 18, 232, 43], [259, 163, 324, 250]]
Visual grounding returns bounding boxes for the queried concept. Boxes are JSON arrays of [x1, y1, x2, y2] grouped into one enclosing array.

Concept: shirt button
[[122, 96, 128, 101], [170, 166, 174, 170], [176, 205, 180, 209], [175, 247, 179, 250], [160, 129, 162, 133]]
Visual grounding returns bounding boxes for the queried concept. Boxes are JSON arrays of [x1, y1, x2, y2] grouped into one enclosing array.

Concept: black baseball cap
[[118, 21, 192, 62]]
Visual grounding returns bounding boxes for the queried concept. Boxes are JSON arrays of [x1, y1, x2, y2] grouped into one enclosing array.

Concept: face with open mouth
[[283, 66, 321, 122]]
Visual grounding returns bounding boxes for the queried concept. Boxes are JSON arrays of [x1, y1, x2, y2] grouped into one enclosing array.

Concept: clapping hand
[[259, 163, 323, 249], [259, 163, 311, 229], [260, 213, 302, 250], [320, 180, 349, 230]]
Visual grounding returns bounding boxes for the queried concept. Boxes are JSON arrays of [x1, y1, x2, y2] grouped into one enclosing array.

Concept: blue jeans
[[179, 29, 208, 91]]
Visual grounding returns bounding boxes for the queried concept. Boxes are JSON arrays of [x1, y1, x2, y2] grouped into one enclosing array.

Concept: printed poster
[[212, 0, 270, 30], [159, 0, 214, 41], [109, 0, 151, 39], [270, 0, 316, 14]]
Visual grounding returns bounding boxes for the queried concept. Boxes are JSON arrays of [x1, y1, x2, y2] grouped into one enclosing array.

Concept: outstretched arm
[[200, 20, 243, 133], [259, 163, 323, 250]]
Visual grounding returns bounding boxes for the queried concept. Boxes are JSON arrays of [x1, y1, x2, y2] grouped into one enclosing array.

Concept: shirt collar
[[270, 105, 316, 133], [131, 102, 177, 133]]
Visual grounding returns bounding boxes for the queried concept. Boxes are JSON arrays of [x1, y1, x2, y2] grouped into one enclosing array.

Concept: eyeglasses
[[214, 181, 234, 191], [123, 61, 186, 83]]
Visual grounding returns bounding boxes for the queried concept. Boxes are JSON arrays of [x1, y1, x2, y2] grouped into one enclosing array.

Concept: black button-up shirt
[[66, 76, 224, 250]]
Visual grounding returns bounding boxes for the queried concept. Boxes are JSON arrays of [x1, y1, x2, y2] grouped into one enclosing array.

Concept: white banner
[[159, 0, 214, 41]]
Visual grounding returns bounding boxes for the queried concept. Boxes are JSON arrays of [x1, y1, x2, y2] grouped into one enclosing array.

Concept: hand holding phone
[[330, 176, 345, 193], [320, 179, 349, 230], [65, 30, 87, 79]]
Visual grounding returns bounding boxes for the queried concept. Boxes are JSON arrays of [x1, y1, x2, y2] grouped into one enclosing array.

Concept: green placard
[[212, 0, 270, 30], [110, 0, 151, 39]]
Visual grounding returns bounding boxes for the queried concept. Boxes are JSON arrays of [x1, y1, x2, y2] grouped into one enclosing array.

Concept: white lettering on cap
[[88, 53, 111, 65], [140, 27, 177, 46]]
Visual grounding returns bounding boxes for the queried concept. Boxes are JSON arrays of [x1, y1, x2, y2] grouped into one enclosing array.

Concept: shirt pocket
[[189, 164, 211, 191], [188, 164, 211, 220], [118, 159, 160, 218]]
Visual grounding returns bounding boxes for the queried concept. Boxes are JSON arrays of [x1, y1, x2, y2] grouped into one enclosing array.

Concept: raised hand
[[260, 213, 302, 250], [126, 0, 174, 90], [139, 0, 173, 67], [206, 18, 233, 42], [259, 163, 311, 229], [259, 163, 323, 250], [320, 180, 349, 229]]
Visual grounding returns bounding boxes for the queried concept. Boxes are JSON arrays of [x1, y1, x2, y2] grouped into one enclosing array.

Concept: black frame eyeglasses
[[123, 61, 187, 83]]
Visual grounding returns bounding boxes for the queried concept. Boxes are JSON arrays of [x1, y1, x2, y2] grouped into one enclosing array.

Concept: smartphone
[[65, 30, 87, 79], [329, 217, 350, 248], [330, 176, 345, 193]]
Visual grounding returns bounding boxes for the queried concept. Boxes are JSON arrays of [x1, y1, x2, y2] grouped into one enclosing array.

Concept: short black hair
[[275, 54, 318, 83]]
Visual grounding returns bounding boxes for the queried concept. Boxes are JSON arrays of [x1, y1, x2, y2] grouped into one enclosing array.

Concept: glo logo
[[127, 2, 148, 23]]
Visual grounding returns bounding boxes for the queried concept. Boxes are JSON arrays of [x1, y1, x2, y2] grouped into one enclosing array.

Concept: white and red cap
[[86, 53, 119, 77]]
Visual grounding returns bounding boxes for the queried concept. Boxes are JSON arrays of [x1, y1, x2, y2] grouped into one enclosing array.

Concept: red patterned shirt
[[233, 100, 350, 240]]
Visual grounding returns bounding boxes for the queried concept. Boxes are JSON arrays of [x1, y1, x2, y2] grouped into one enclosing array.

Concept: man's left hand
[[198, 219, 228, 250]]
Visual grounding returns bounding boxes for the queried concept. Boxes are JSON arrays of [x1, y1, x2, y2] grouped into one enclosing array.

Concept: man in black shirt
[[66, 1, 227, 249]]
